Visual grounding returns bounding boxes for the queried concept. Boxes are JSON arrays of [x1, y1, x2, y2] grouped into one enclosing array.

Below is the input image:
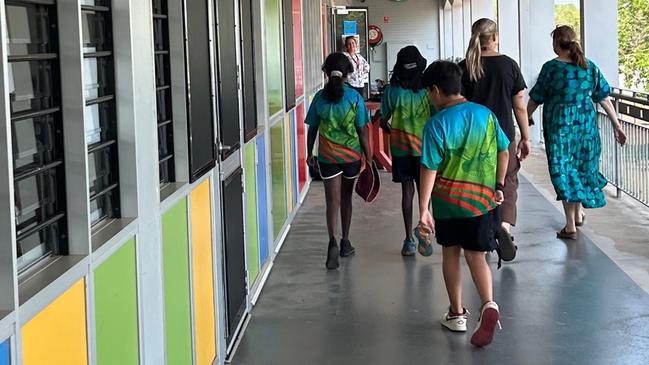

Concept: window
[[554, 0, 581, 38], [185, 0, 216, 182], [153, 0, 174, 184], [265, 0, 283, 115], [6, 0, 68, 272], [241, 0, 258, 141], [81, 0, 120, 227], [283, 0, 295, 111]]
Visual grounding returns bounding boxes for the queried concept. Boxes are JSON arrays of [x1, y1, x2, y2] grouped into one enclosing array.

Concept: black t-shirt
[[459, 55, 526, 142]]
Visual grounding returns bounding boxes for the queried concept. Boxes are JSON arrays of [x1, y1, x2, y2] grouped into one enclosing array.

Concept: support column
[[583, 0, 619, 86], [498, 0, 520, 63], [470, 0, 493, 22]]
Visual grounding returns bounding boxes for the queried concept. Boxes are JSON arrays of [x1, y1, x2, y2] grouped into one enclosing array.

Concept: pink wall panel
[[296, 103, 307, 191], [293, 0, 304, 97]]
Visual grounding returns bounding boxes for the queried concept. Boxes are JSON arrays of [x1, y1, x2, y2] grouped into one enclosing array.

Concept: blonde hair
[[552, 25, 588, 69], [465, 18, 498, 82]]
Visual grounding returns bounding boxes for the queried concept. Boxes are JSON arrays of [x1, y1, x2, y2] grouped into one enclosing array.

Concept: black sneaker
[[339, 239, 356, 257], [326, 239, 340, 270]]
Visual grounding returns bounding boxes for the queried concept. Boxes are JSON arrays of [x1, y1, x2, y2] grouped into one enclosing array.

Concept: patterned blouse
[[343, 51, 370, 88]]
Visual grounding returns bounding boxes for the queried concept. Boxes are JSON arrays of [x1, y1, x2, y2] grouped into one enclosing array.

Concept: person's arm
[[527, 99, 540, 121], [495, 148, 509, 204], [599, 97, 627, 145], [356, 126, 372, 160], [306, 125, 318, 165], [512, 90, 531, 160], [418, 167, 437, 231]]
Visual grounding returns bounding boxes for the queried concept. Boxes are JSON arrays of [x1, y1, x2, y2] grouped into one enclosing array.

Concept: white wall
[[583, 0, 619, 87], [343, 0, 440, 82]]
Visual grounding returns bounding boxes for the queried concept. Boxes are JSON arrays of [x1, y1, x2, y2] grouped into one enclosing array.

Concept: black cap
[[394, 45, 427, 80]]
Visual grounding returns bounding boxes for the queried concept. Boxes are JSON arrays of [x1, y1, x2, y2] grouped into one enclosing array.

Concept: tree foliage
[[554, 4, 581, 33], [618, 0, 649, 90]]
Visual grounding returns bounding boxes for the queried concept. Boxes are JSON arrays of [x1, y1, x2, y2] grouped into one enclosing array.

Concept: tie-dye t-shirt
[[421, 101, 510, 219], [380, 85, 434, 157], [305, 84, 370, 164]]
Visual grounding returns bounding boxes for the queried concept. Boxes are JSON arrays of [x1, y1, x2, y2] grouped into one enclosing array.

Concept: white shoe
[[441, 308, 468, 332], [470, 301, 501, 347]]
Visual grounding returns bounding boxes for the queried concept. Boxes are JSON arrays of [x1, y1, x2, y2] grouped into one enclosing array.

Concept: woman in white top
[[343, 36, 370, 97]]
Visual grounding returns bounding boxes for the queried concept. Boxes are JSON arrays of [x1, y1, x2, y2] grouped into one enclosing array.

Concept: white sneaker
[[441, 308, 468, 332], [470, 301, 501, 347]]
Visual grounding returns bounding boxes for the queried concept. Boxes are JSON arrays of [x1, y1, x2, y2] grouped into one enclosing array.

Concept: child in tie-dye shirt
[[306, 53, 372, 270], [380, 46, 433, 256]]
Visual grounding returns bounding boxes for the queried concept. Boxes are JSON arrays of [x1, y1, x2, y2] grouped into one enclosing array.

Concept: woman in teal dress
[[527, 26, 626, 239]]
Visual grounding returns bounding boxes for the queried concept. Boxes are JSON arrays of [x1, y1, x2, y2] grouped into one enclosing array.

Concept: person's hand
[[517, 138, 531, 161], [380, 120, 391, 134], [419, 209, 435, 234], [614, 127, 627, 145], [307, 155, 316, 166], [494, 190, 505, 205]]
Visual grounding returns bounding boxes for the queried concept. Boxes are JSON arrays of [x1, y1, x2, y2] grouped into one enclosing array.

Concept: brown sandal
[[575, 213, 586, 227], [557, 228, 578, 240]]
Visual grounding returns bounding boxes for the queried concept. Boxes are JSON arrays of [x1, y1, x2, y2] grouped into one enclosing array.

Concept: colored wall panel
[[293, 0, 304, 97], [296, 103, 307, 191], [22, 279, 88, 365], [290, 112, 299, 206], [94, 239, 139, 365], [270, 122, 288, 241], [162, 199, 193, 365], [284, 115, 294, 212], [244, 143, 260, 283], [0, 340, 9, 365], [256, 136, 270, 265], [265, 0, 283, 115], [190, 180, 216, 365]]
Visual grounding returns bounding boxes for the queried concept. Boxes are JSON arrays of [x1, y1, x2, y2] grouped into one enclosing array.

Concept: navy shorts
[[392, 156, 421, 183], [317, 160, 362, 180], [435, 209, 499, 252]]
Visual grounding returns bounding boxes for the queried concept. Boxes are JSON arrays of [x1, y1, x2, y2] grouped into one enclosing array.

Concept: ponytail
[[321, 53, 354, 103], [465, 32, 483, 82], [323, 72, 345, 103], [465, 18, 498, 82], [568, 41, 588, 69], [552, 25, 588, 69]]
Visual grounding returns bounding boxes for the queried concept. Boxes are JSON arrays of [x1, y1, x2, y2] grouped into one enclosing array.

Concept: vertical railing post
[[614, 96, 622, 199]]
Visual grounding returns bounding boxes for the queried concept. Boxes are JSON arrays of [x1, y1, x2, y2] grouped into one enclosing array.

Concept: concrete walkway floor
[[232, 170, 649, 365]]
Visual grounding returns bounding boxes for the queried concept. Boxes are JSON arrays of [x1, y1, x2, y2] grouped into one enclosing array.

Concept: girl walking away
[[380, 46, 432, 256], [459, 18, 531, 262], [527, 25, 626, 239], [306, 53, 372, 270], [418, 61, 510, 347]]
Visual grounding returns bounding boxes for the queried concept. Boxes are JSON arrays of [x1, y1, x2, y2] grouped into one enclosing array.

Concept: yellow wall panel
[[190, 180, 217, 365], [285, 115, 294, 211], [22, 279, 88, 365]]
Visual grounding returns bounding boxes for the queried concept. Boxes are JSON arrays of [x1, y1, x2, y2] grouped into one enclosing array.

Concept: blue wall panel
[[0, 339, 9, 365], [290, 111, 298, 206], [256, 135, 270, 265]]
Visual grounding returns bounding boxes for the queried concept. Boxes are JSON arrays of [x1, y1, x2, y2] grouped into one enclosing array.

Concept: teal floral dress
[[529, 59, 611, 208]]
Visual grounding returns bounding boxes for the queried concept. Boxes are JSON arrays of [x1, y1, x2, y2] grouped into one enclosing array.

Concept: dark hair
[[422, 61, 463, 96], [344, 36, 356, 47], [552, 25, 588, 69], [389, 45, 427, 91], [321, 53, 354, 102]]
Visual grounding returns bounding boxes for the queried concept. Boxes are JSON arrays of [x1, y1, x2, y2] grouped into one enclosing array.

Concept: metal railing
[[598, 87, 649, 207]]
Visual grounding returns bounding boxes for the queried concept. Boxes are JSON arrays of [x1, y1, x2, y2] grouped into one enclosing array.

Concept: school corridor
[[230, 155, 649, 365]]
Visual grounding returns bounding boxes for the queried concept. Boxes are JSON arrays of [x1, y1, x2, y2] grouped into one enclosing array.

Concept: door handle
[[219, 144, 232, 153]]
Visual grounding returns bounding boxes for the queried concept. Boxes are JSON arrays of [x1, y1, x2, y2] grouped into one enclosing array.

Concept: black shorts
[[392, 156, 421, 183], [435, 209, 499, 252], [317, 160, 361, 180]]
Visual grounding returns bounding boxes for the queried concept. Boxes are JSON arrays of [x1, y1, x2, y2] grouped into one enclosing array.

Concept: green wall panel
[[270, 122, 288, 241], [244, 142, 260, 283], [265, 0, 283, 115], [94, 239, 139, 365], [162, 199, 193, 365]]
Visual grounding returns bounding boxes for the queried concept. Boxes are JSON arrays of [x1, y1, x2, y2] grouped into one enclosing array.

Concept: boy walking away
[[380, 46, 432, 256], [418, 61, 510, 347]]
